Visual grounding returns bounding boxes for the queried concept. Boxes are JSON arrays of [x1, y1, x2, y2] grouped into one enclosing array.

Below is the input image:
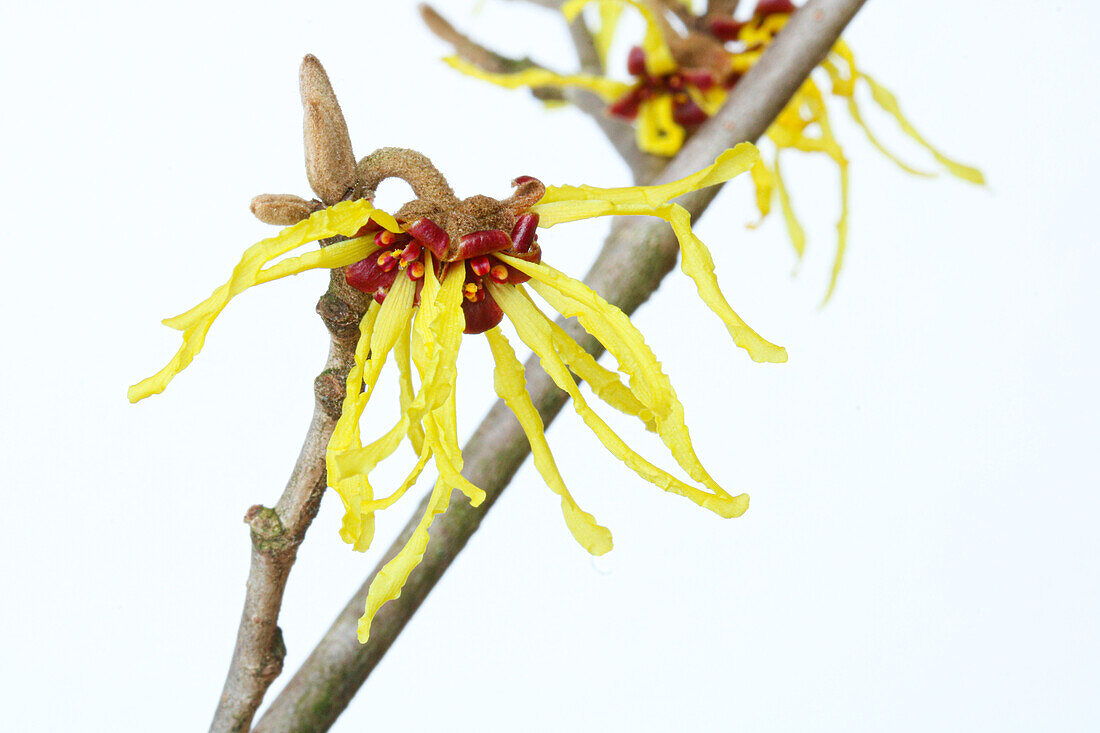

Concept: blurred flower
[[129, 55, 784, 643], [443, 0, 983, 300]]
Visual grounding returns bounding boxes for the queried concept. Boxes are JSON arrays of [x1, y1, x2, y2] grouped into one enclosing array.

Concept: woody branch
[[254, 0, 867, 730]]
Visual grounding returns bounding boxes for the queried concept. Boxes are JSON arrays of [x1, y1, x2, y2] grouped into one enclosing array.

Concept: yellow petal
[[443, 56, 630, 101], [330, 264, 465, 492], [822, 160, 850, 305], [395, 318, 426, 455], [535, 143, 761, 224], [486, 327, 614, 554], [594, 0, 624, 68], [635, 95, 685, 157], [357, 478, 451, 643], [328, 304, 380, 551], [748, 157, 774, 227], [520, 149, 789, 365], [328, 277, 415, 549], [772, 153, 807, 258], [660, 203, 789, 363], [361, 439, 434, 513], [861, 71, 985, 184], [512, 271, 743, 506], [563, 0, 677, 76], [128, 199, 397, 402], [493, 283, 748, 519], [546, 317, 657, 433], [821, 56, 934, 177], [426, 408, 486, 508]]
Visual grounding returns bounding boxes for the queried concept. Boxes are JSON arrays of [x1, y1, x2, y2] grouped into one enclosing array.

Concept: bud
[[300, 54, 357, 205], [249, 193, 317, 225]]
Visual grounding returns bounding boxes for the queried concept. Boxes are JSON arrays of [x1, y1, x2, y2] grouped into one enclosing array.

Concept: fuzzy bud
[[300, 55, 357, 205], [249, 193, 318, 225]]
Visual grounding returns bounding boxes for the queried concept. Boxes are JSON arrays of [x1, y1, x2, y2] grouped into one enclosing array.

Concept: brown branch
[[419, 4, 565, 104], [209, 55, 372, 733], [210, 270, 369, 733], [254, 0, 866, 730]]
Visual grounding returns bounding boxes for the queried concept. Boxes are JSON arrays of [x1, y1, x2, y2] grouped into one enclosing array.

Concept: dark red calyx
[[406, 218, 451, 259], [399, 240, 422, 264], [462, 289, 504, 334], [346, 248, 400, 301], [682, 69, 716, 91], [673, 96, 709, 126], [627, 46, 648, 77], [755, 0, 796, 17], [608, 86, 646, 120], [456, 229, 512, 260], [375, 229, 402, 248], [512, 175, 539, 187], [493, 240, 543, 285], [709, 16, 745, 42], [353, 220, 383, 239], [511, 213, 539, 253], [470, 255, 492, 277]]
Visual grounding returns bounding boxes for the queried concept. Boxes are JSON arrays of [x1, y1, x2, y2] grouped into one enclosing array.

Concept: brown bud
[[249, 193, 318, 225], [300, 54, 357, 205]]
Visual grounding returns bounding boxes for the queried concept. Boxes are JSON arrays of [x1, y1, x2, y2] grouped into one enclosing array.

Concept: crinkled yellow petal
[[330, 267, 462, 485], [822, 160, 850, 304], [128, 200, 398, 403], [772, 154, 806, 258], [486, 327, 613, 555], [730, 49, 762, 75], [536, 143, 760, 220], [514, 273, 743, 510], [426, 408, 486, 508], [748, 158, 775, 227], [789, 83, 850, 303], [636, 95, 684, 156], [738, 13, 790, 48], [357, 477, 451, 643], [361, 439, 434, 513], [329, 276, 415, 549], [861, 71, 985, 184], [524, 146, 786, 364], [821, 55, 934, 177], [563, 0, 676, 75], [443, 56, 630, 102], [594, 0, 624, 68], [395, 318, 426, 455], [329, 304, 380, 551], [687, 85, 728, 117], [493, 283, 748, 519], [506, 271, 749, 518], [659, 203, 789, 363], [545, 317, 657, 433]]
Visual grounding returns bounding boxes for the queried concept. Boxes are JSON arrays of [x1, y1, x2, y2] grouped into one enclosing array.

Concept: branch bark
[[209, 269, 369, 733], [254, 0, 866, 730]]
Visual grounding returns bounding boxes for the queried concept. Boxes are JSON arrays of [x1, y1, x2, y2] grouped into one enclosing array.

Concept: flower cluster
[[130, 56, 785, 643], [444, 0, 983, 300]]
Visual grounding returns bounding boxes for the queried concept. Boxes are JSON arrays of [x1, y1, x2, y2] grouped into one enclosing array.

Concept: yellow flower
[[444, 0, 983, 301], [129, 138, 785, 643]]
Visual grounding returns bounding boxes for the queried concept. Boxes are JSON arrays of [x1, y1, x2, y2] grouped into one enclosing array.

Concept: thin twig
[[254, 0, 865, 730], [419, 4, 564, 103], [210, 272, 369, 733]]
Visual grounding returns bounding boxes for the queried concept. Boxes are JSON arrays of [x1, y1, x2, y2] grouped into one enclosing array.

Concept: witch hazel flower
[[441, 0, 983, 301], [129, 54, 785, 643]]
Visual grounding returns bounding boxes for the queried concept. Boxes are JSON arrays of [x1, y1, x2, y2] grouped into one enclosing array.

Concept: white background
[[1, 0, 1097, 730]]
